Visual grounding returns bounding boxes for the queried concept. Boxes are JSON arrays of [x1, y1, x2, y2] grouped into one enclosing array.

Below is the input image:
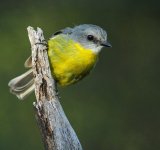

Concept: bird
[[8, 24, 111, 100]]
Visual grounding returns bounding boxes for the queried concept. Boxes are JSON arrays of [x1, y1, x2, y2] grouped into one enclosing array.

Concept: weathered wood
[[27, 26, 83, 150]]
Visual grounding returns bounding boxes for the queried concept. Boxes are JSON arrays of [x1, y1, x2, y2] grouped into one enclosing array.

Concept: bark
[[27, 26, 83, 150]]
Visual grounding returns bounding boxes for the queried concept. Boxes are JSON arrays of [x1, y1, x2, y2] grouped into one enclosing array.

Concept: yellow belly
[[48, 35, 98, 86]]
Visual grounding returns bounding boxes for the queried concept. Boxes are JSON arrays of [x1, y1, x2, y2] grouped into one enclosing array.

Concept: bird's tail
[[8, 69, 34, 100]]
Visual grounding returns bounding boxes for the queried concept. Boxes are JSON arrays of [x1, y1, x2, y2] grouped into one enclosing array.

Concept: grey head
[[52, 24, 111, 53]]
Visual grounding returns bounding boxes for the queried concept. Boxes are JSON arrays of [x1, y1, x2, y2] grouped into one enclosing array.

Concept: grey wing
[[24, 56, 32, 68], [50, 27, 73, 39]]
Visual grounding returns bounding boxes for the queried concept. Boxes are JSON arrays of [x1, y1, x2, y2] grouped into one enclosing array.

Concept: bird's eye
[[87, 35, 94, 41]]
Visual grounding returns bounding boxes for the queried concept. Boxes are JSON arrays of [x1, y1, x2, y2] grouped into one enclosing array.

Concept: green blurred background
[[0, 0, 160, 149]]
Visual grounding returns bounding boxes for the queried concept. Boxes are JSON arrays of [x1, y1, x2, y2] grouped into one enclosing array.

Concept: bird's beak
[[101, 41, 112, 47]]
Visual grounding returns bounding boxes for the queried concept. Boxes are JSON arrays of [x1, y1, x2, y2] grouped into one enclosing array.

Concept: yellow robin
[[8, 24, 111, 100]]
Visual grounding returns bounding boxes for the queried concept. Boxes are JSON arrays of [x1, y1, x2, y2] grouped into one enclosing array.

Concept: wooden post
[[27, 26, 83, 150]]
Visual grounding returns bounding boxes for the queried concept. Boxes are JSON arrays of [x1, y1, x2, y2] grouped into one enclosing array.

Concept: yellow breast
[[48, 35, 98, 86]]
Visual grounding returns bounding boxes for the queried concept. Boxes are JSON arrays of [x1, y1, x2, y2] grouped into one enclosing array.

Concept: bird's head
[[69, 24, 112, 53], [52, 24, 111, 53]]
